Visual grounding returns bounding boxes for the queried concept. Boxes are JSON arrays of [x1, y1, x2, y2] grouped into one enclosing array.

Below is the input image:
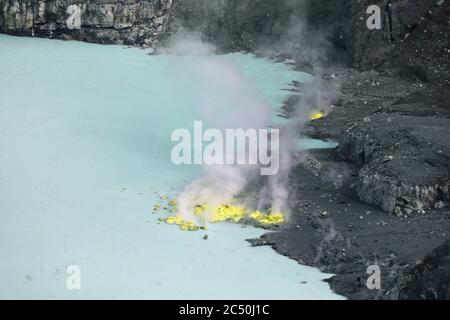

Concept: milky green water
[[0, 34, 343, 299]]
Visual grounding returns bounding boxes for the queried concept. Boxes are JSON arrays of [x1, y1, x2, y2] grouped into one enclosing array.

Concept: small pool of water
[[0, 34, 344, 299], [299, 138, 339, 150]]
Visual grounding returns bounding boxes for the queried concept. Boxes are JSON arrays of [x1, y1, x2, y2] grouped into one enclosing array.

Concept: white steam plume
[[163, 23, 340, 223], [163, 31, 273, 222]]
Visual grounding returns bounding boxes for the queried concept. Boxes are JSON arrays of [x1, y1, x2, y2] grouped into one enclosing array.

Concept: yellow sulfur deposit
[[310, 111, 325, 120], [160, 203, 285, 232], [165, 216, 201, 231], [249, 210, 265, 221], [253, 212, 284, 225], [211, 205, 246, 223], [179, 222, 201, 231]]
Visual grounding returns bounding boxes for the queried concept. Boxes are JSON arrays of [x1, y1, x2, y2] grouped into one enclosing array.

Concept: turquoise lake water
[[0, 34, 342, 299]]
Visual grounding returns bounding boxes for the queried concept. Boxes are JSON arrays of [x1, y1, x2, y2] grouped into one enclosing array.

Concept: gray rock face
[[339, 113, 450, 216], [166, 0, 304, 52], [309, 0, 448, 70], [0, 0, 173, 46], [1, 1, 446, 69], [170, 0, 448, 70]]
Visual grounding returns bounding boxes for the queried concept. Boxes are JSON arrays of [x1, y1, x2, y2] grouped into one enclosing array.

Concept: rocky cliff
[[170, 0, 448, 70], [1, 1, 447, 68], [0, 0, 173, 46]]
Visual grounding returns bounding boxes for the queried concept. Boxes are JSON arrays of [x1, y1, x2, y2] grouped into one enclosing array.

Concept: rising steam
[[162, 31, 272, 222], [162, 15, 339, 223]]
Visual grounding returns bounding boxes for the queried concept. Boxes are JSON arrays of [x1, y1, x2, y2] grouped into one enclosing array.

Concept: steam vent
[[1, 0, 449, 303]]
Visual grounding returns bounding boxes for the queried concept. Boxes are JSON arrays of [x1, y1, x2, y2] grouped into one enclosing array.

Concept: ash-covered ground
[[255, 73, 450, 298], [250, 1, 450, 299]]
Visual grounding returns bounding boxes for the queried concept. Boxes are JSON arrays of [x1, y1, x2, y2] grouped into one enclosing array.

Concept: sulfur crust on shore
[[157, 199, 285, 231]]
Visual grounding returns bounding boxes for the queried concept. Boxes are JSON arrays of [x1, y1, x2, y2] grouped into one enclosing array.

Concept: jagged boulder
[[339, 113, 450, 216]]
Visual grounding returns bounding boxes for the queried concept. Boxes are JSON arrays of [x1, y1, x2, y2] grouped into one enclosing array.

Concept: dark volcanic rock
[[302, 65, 450, 217], [399, 240, 450, 299], [339, 113, 450, 215], [306, 0, 450, 73], [253, 150, 450, 300]]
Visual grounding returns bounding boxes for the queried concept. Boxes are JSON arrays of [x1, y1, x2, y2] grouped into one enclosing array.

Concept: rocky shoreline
[[255, 1, 449, 299], [253, 50, 450, 299], [255, 19, 450, 296]]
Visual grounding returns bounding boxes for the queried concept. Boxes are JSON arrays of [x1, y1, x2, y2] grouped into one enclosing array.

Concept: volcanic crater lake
[[0, 34, 343, 299]]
